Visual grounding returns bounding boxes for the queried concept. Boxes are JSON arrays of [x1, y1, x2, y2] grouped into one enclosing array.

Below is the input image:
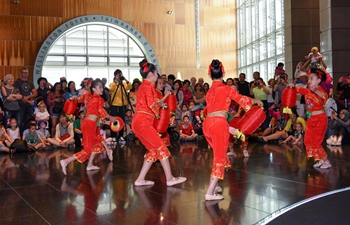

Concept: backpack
[[324, 98, 337, 117]]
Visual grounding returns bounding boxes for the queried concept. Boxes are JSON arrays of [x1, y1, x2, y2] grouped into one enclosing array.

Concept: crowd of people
[[0, 47, 350, 200]]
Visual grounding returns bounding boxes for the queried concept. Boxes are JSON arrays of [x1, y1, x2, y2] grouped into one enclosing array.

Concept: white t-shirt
[[7, 127, 20, 141], [38, 129, 50, 139], [35, 111, 50, 120]]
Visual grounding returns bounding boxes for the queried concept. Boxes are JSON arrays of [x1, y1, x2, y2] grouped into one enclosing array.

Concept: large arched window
[[35, 15, 159, 86]]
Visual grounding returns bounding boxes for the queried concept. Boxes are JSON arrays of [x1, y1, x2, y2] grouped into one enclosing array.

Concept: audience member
[[37, 120, 50, 146], [34, 101, 50, 125], [0, 124, 12, 153], [36, 77, 51, 108], [47, 113, 75, 148], [327, 109, 350, 145], [275, 62, 285, 78], [181, 79, 192, 106], [267, 78, 276, 107], [237, 73, 251, 97], [280, 122, 304, 145], [25, 123, 45, 150], [73, 110, 85, 147], [295, 72, 308, 118], [47, 82, 65, 137], [1, 74, 22, 128], [128, 78, 141, 111], [203, 83, 210, 94], [166, 74, 176, 91], [14, 67, 37, 133], [189, 77, 197, 93], [6, 118, 20, 142], [180, 115, 198, 141], [274, 73, 288, 103]]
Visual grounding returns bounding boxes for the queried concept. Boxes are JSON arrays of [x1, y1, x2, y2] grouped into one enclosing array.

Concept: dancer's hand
[[287, 83, 294, 88], [109, 116, 116, 122], [252, 99, 263, 107]]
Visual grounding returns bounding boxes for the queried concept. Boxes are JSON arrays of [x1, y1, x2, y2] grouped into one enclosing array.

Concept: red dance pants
[[304, 113, 328, 160], [203, 116, 231, 179], [75, 119, 105, 163], [132, 113, 171, 162]]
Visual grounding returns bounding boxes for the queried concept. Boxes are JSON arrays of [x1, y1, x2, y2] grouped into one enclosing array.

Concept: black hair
[[310, 68, 327, 83], [139, 59, 157, 78], [239, 73, 246, 78], [67, 81, 76, 92], [130, 78, 141, 92], [183, 79, 190, 86], [226, 78, 234, 83], [28, 123, 36, 129], [126, 109, 132, 113], [278, 62, 284, 67], [209, 59, 224, 79], [167, 74, 176, 81], [114, 69, 122, 76], [183, 115, 190, 120], [80, 77, 90, 88], [51, 82, 62, 93], [37, 77, 48, 86], [90, 78, 103, 94]]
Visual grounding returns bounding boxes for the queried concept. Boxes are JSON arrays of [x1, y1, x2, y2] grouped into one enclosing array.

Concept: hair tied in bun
[[142, 61, 149, 73], [219, 62, 225, 74], [208, 64, 214, 75]]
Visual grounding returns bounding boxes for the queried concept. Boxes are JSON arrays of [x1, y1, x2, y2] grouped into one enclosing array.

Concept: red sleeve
[[227, 87, 253, 111], [295, 87, 310, 95], [146, 88, 160, 117], [97, 98, 109, 120]]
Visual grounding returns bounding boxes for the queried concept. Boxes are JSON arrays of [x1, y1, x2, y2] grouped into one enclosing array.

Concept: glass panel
[[42, 67, 66, 85], [44, 56, 65, 66], [88, 67, 109, 80], [259, 62, 267, 82], [88, 25, 107, 55], [245, 2, 251, 43], [129, 67, 143, 82], [276, 30, 283, 55], [67, 56, 86, 66], [130, 57, 144, 67], [246, 44, 252, 65], [89, 56, 107, 66], [268, 60, 276, 79], [267, 35, 275, 58], [110, 57, 128, 67], [251, 1, 257, 41], [252, 42, 259, 63], [266, 0, 274, 33], [246, 66, 253, 82], [129, 38, 144, 56], [66, 67, 88, 86], [275, 0, 283, 29], [258, 0, 266, 38], [259, 38, 266, 60]]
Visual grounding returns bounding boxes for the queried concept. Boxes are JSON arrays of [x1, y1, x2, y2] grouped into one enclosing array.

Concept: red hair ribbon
[[315, 70, 323, 79], [220, 62, 225, 74], [87, 79, 92, 88], [208, 64, 214, 75], [142, 61, 149, 73]]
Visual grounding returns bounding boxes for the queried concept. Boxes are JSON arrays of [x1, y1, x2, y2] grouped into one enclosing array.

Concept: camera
[[120, 76, 125, 81], [254, 82, 260, 86]]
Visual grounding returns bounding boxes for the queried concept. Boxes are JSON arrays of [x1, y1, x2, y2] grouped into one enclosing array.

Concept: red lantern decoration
[[110, 116, 125, 133], [281, 87, 297, 114], [165, 94, 177, 112], [236, 106, 266, 141], [64, 99, 78, 115], [153, 108, 171, 133]]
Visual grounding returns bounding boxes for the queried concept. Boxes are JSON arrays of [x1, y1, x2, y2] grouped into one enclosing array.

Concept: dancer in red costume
[[60, 79, 116, 175], [288, 68, 331, 169], [133, 59, 186, 186], [204, 59, 262, 201]]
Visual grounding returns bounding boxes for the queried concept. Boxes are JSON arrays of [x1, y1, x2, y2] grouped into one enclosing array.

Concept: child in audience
[[124, 109, 133, 137], [6, 118, 20, 142], [181, 103, 190, 122], [0, 124, 12, 153], [22, 119, 38, 140], [37, 120, 51, 146], [280, 122, 304, 145], [25, 123, 45, 150], [188, 100, 202, 125], [305, 46, 323, 69], [180, 115, 198, 141], [73, 110, 85, 147], [34, 101, 50, 123]]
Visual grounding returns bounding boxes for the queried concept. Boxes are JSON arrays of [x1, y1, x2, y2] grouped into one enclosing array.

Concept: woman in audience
[[128, 78, 141, 111], [173, 80, 184, 129], [1, 74, 22, 128], [47, 82, 65, 137], [36, 77, 51, 108], [327, 109, 350, 145], [65, 81, 79, 100], [181, 79, 192, 106], [203, 83, 210, 94]]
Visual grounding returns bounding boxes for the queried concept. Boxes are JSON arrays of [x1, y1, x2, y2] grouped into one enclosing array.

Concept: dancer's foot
[[86, 165, 100, 171], [214, 185, 222, 193], [60, 160, 67, 175], [166, 177, 187, 186], [134, 180, 155, 186], [205, 193, 224, 201]]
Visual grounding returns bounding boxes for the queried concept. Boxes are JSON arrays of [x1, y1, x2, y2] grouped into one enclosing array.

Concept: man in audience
[[237, 73, 251, 97], [189, 77, 197, 93]]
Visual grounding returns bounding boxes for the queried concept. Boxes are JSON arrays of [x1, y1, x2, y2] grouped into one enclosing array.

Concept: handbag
[[60, 133, 70, 141], [9, 139, 29, 153], [53, 101, 64, 113]]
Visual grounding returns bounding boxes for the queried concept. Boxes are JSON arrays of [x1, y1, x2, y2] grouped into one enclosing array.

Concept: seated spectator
[[188, 100, 202, 126], [25, 123, 45, 150], [124, 109, 133, 137], [180, 115, 198, 141], [327, 109, 350, 145], [0, 124, 12, 153], [280, 122, 304, 145], [337, 74, 350, 109], [47, 113, 75, 148], [73, 110, 85, 147], [257, 108, 306, 143], [37, 120, 51, 146], [6, 118, 20, 142], [22, 119, 38, 140], [254, 104, 285, 137], [181, 104, 190, 122]]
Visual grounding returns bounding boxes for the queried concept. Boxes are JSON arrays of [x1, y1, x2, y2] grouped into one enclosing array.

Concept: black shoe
[[256, 137, 267, 143]]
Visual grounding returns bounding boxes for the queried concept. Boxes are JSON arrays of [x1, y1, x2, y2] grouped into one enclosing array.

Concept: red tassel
[[237, 106, 266, 141], [281, 87, 297, 114], [153, 108, 171, 133], [165, 94, 177, 112], [64, 99, 78, 115]]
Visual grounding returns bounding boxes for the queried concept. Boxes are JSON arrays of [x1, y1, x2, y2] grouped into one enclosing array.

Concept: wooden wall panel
[[0, 0, 237, 81]]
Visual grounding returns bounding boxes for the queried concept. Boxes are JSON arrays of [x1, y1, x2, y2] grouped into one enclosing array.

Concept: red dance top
[[296, 86, 328, 112], [84, 93, 109, 120], [206, 81, 253, 114], [135, 79, 160, 117], [155, 89, 163, 101]]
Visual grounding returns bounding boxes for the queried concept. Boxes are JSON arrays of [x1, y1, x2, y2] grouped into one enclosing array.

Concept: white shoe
[[166, 177, 187, 186], [320, 159, 332, 169], [60, 160, 67, 175], [86, 165, 100, 171], [326, 136, 333, 145], [313, 159, 324, 168], [205, 193, 224, 201], [214, 185, 222, 193], [134, 180, 155, 186], [335, 141, 342, 146], [243, 150, 249, 158], [227, 151, 235, 156]]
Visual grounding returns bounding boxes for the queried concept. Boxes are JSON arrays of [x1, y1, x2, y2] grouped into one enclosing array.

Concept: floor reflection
[[0, 139, 350, 224]]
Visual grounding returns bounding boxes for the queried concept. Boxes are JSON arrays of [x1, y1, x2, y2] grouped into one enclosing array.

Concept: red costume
[[296, 86, 328, 160], [203, 81, 252, 179], [155, 89, 171, 146], [132, 80, 171, 162], [74, 93, 109, 163]]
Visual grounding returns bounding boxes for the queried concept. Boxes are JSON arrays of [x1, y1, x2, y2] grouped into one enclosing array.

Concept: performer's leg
[[134, 161, 154, 186], [86, 153, 99, 171], [60, 156, 76, 175]]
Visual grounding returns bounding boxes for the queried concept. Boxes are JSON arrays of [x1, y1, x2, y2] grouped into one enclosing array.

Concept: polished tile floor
[[0, 139, 349, 225]]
